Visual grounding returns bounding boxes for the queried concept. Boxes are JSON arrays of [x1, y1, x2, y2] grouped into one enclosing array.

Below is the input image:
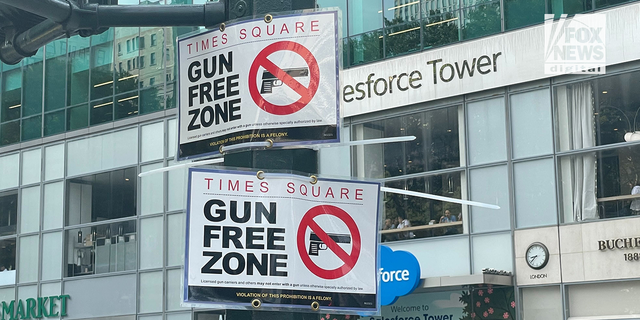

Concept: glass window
[[348, 0, 383, 35], [353, 106, 461, 179], [384, 0, 421, 57], [67, 128, 139, 176], [18, 235, 39, 283], [0, 239, 16, 285], [510, 89, 554, 159], [115, 93, 139, 120], [461, 1, 501, 40], [141, 163, 164, 215], [67, 104, 89, 131], [90, 33, 115, 100], [167, 213, 184, 266], [0, 154, 19, 190], [423, 10, 460, 49], [467, 97, 507, 165], [21, 148, 42, 186], [381, 172, 465, 242], [166, 269, 189, 311], [385, 21, 421, 57], [0, 192, 17, 236], [167, 160, 186, 212], [20, 186, 41, 234], [504, 0, 545, 30], [21, 115, 42, 142], [41, 232, 63, 280], [43, 182, 64, 231], [45, 144, 65, 181], [139, 29, 164, 93], [168, 119, 177, 158], [67, 36, 90, 106], [64, 275, 136, 317], [317, 0, 348, 37], [44, 110, 66, 137], [568, 280, 640, 318], [45, 39, 67, 112], [549, 0, 592, 16], [40, 282, 60, 297], [91, 98, 114, 125], [559, 146, 640, 222], [141, 122, 164, 162], [140, 86, 164, 114], [556, 71, 640, 151], [167, 313, 191, 320], [115, 28, 140, 95], [0, 121, 20, 146], [139, 271, 163, 313], [66, 220, 136, 277], [595, 0, 629, 8], [521, 286, 563, 320], [66, 167, 137, 225], [22, 50, 44, 118], [514, 159, 558, 228], [151, 34, 157, 46], [472, 232, 513, 273], [140, 216, 163, 269], [1, 67, 21, 122], [469, 165, 510, 233], [348, 31, 383, 66], [18, 285, 36, 302]]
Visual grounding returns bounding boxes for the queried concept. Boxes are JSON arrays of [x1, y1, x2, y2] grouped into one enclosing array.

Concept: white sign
[[544, 14, 606, 75], [341, 3, 640, 118], [177, 11, 340, 160], [184, 168, 380, 313]]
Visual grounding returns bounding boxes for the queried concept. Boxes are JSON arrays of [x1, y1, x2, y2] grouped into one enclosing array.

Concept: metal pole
[[0, 0, 72, 23], [95, 2, 225, 27]]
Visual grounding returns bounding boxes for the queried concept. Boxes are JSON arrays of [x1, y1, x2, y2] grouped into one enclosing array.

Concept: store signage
[[184, 168, 380, 313], [597, 237, 640, 250], [177, 11, 340, 160], [380, 246, 421, 306], [1, 295, 70, 320], [341, 3, 640, 118]]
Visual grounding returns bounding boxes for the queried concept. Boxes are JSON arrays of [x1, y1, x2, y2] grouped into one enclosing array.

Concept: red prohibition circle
[[248, 41, 320, 115], [297, 205, 361, 280]]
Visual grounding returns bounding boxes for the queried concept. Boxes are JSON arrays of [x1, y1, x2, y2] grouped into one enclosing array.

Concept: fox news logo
[[544, 14, 606, 75]]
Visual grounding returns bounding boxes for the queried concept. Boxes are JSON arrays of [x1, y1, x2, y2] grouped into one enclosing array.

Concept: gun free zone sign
[[176, 11, 340, 160], [184, 169, 380, 313]]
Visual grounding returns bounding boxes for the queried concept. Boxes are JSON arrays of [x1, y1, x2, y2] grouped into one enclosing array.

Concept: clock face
[[526, 242, 549, 270]]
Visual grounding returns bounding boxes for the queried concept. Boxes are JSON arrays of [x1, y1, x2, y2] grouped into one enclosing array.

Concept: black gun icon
[[308, 232, 351, 256], [260, 68, 309, 94]]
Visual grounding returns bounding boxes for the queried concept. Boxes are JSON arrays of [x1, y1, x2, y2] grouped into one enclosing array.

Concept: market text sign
[[184, 169, 380, 313], [177, 11, 340, 160], [1, 295, 70, 320]]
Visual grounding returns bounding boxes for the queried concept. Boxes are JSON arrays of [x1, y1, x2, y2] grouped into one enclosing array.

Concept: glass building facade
[[1, 1, 640, 320]]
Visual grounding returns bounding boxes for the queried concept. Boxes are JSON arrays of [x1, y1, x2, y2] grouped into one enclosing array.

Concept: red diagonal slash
[[297, 205, 361, 280], [248, 41, 320, 115]]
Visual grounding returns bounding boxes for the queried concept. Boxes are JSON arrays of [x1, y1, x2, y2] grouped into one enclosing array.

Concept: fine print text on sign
[[184, 169, 380, 313], [177, 11, 340, 160]]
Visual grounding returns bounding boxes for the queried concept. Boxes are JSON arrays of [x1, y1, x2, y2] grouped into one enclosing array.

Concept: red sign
[[297, 205, 361, 280], [248, 41, 320, 115]]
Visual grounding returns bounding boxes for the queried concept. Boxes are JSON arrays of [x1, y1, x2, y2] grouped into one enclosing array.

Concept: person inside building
[[440, 209, 457, 223], [396, 216, 414, 239]]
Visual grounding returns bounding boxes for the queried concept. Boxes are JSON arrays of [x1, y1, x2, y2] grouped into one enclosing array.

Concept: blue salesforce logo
[[380, 245, 421, 306]]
